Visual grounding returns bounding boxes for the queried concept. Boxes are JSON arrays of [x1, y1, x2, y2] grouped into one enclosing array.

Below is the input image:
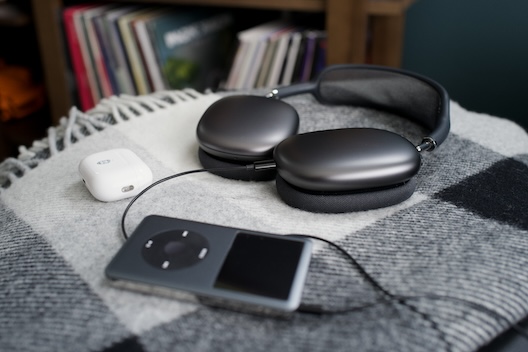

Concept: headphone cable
[[119, 165, 528, 344], [290, 233, 528, 344], [121, 166, 248, 240]]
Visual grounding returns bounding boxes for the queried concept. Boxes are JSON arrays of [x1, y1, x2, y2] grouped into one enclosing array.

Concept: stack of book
[[223, 20, 327, 90], [62, 4, 235, 110], [62, 4, 326, 111]]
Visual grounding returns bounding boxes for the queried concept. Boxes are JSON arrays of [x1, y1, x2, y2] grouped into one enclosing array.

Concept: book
[[118, 7, 161, 95], [92, 9, 120, 95], [291, 30, 326, 83], [255, 33, 280, 88], [72, 5, 103, 106], [224, 20, 286, 90], [224, 21, 327, 89], [290, 33, 308, 84], [102, 5, 141, 95], [239, 21, 290, 89], [242, 39, 268, 89], [81, 4, 118, 99], [265, 27, 297, 88], [280, 31, 303, 86], [63, 4, 97, 110], [253, 21, 290, 88], [132, 8, 168, 92], [223, 38, 249, 90], [311, 33, 327, 79], [299, 31, 318, 82], [147, 10, 234, 91]]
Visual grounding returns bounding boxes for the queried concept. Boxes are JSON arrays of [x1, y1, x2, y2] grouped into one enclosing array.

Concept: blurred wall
[[401, 0, 528, 130]]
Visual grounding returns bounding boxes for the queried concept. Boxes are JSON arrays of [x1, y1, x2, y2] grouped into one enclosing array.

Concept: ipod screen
[[213, 232, 305, 299]]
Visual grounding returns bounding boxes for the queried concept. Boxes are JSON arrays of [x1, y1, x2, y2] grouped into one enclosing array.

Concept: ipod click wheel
[[105, 215, 313, 312]]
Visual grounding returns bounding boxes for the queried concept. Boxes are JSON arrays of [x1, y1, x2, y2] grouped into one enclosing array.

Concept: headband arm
[[419, 81, 450, 151], [266, 82, 317, 99]]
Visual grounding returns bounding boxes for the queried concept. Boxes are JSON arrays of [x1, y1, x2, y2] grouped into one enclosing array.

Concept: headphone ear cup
[[198, 149, 276, 181], [196, 95, 299, 165], [275, 174, 417, 213]]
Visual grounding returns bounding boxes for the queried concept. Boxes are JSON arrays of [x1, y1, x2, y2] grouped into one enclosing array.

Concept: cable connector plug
[[250, 160, 277, 172]]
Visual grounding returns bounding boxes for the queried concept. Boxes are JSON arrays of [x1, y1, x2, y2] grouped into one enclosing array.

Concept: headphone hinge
[[416, 137, 438, 152], [265, 89, 279, 99]]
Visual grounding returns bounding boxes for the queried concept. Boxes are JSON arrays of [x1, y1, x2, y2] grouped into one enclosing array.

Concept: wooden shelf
[[118, 0, 327, 11], [31, 0, 414, 125]]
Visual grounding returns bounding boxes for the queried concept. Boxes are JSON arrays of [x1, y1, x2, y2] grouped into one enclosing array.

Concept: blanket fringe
[[0, 89, 209, 191]]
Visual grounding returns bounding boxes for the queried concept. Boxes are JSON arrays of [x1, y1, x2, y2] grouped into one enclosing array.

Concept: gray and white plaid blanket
[[1, 88, 527, 352]]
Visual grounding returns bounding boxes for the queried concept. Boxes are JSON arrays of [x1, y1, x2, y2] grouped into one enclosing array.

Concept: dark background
[[402, 0, 528, 131], [0, 0, 50, 161]]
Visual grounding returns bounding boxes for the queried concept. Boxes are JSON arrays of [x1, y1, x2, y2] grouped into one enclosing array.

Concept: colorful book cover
[[247, 22, 293, 89], [233, 20, 288, 89], [81, 4, 118, 99], [63, 4, 97, 110], [147, 10, 235, 91], [311, 33, 327, 79], [265, 27, 297, 88], [252, 23, 296, 89], [73, 6, 102, 105], [255, 35, 281, 89], [118, 7, 161, 95], [103, 5, 141, 95], [299, 31, 318, 82], [132, 8, 167, 92], [92, 11, 120, 95], [280, 31, 303, 86], [223, 39, 249, 90], [291, 34, 308, 84]]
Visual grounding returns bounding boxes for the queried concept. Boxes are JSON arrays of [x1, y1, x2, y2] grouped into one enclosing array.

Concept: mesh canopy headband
[[267, 64, 450, 152]]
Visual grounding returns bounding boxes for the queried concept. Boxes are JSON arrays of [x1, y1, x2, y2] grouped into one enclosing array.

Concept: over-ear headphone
[[196, 64, 450, 213]]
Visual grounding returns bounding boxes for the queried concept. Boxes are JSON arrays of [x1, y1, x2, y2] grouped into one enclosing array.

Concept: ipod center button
[[164, 241, 186, 255], [142, 230, 210, 270]]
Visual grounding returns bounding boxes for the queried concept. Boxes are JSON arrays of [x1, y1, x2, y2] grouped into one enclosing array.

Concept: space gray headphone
[[196, 64, 450, 213]]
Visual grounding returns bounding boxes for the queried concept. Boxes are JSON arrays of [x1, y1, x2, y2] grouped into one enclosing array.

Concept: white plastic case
[[78, 148, 153, 202]]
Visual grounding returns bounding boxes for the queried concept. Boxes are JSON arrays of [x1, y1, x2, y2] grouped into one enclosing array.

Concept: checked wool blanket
[[1, 88, 528, 352]]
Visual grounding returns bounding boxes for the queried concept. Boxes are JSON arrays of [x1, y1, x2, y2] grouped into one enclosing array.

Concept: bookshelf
[[31, 0, 414, 125]]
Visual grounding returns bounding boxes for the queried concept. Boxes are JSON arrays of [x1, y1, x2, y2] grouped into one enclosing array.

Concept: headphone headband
[[266, 64, 450, 152]]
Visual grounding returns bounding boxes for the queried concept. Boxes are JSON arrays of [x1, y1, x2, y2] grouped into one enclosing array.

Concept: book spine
[[227, 21, 326, 89], [280, 31, 302, 86], [265, 29, 293, 88], [134, 18, 166, 92], [93, 15, 119, 95], [73, 8, 102, 107], [63, 6, 95, 110], [105, 9, 138, 95], [84, 10, 114, 98], [299, 31, 318, 82], [118, 12, 153, 95]]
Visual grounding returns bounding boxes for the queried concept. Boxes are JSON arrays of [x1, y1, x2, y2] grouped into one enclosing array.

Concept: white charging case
[[79, 148, 153, 202]]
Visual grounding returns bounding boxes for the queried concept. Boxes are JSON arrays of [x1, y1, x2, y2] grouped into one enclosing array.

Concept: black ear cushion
[[198, 148, 276, 181], [275, 175, 417, 213]]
